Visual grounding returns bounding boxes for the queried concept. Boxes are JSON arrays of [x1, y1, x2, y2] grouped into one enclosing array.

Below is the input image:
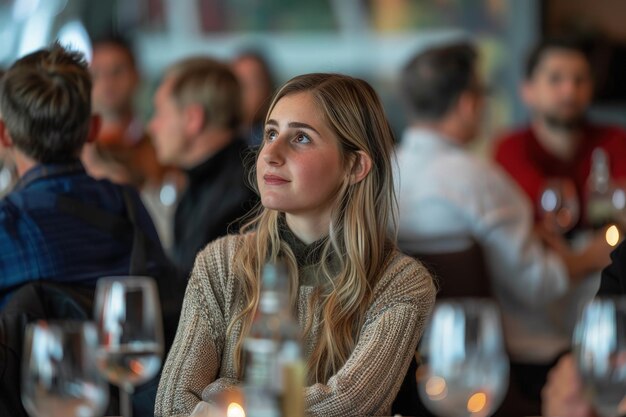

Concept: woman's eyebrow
[[288, 122, 320, 136], [264, 119, 320, 136]]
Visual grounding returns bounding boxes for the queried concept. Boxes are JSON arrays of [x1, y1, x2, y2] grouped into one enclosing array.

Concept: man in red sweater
[[494, 37, 626, 228]]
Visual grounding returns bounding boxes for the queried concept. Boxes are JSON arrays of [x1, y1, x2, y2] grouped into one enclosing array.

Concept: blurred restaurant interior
[[2, 0, 626, 142], [4, 1, 626, 417]]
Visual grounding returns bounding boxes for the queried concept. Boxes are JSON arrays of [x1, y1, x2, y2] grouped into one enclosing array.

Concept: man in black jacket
[[149, 57, 257, 278]]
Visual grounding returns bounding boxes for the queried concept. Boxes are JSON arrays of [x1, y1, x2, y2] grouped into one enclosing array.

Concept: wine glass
[[573, 296, 626, 417], [538, 178, 580, 235], [417, 299, 509, 417], [21, 320, 109, 417], [94, 276, 164, 417]]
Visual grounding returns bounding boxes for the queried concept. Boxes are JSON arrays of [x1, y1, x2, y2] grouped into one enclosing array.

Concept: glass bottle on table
[[586, 148, 615, 229], [94, 276, 164, 417], [243, 259, 305, 417]]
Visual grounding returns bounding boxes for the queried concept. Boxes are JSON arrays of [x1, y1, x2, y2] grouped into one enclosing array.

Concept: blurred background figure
[[494, 37, 626, 231], [394, 40, 613, 416], [83, 35, 182, 252], [231, 49, 276, 146], [90, 35, 140, 147], [0, 68, 18, 199], [0, 41, 175, 321], [148, 57, 257, 278]]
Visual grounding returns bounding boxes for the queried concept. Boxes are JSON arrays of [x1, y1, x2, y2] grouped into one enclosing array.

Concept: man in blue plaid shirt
[[0, 43, 172, 308]]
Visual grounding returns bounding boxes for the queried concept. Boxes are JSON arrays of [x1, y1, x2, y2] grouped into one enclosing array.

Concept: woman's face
[[257, 91, 346, 223]]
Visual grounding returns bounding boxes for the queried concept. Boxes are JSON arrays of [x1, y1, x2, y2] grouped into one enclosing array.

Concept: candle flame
[[227, 402, 245, 417], [467, 392, 487, 413], [606, 224, 620, 247]]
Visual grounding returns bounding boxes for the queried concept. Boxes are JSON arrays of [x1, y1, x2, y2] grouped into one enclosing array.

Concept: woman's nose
[[261, 139, 284, 166]]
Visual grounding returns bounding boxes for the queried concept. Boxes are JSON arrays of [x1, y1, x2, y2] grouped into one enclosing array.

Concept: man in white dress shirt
[[395, 41, 611, 414]]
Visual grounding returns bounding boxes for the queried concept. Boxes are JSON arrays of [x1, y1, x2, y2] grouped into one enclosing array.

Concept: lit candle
[[467, 392, 487, 413], [227, 402, 245, 417], [606, 224, 621, 247]]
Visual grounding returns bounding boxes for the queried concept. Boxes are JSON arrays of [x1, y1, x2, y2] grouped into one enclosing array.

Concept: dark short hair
[[0, 43, 92, 163], [166, 57, 242, 131], [401, 42, 477, 121], [525, 37, 591, 80], [92, 34, 136, 69]]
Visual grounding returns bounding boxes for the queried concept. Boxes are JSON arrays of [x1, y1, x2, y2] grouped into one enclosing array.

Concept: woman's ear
[[349, 151, 372, 185]]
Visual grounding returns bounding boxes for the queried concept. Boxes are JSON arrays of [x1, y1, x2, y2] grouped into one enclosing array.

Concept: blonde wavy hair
[[229, 73, 398, 384]]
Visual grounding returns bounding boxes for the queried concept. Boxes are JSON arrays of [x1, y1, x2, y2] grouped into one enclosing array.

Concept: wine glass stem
[[121, 386, 133, 417]]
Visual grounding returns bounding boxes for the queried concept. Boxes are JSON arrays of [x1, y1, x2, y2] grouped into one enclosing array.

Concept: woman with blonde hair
[[155, 73, 435, 416]]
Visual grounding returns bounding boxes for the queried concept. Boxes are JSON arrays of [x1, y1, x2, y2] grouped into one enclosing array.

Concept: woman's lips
[[263, 174, 290, 185]]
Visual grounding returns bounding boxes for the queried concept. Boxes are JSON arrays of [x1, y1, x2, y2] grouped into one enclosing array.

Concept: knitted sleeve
[[304, 254, 436, 416], [154, 237, 235, 417]]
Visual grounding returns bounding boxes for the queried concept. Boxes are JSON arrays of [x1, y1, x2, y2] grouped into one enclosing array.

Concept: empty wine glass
[[538, 178, 580, 235], [417, 299, 509, 417], [21, 321, 108, 417], [94, 276, 163, 417], [573, 296, 626, 417]]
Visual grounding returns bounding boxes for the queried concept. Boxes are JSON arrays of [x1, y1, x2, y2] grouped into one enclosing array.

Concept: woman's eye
[[265, 130, 278, 142], [294, 133, 311, 144]]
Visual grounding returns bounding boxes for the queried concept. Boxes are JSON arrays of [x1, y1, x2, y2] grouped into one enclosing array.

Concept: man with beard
[[494, 37, 626, 229]]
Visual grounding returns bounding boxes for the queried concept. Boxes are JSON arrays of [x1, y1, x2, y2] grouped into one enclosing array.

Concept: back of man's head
[[0, 43, 92, 163], [401, 42, 477, 122], [166, 57, 242, 132], [525, 37, 590, 80]]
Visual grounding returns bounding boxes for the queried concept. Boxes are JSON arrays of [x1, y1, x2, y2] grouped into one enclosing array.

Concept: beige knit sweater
[[155, 234, 435, 417]]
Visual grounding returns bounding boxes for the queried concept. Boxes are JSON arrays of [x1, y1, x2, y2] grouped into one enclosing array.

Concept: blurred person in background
[[0, 68, 18, 198], [149, 57, 257, 279], [395, 41, 613, 416], [83, 34, 181, 252], [0, 43, 172, 303], [0, 43, 183, 417], [494, 37, 626, 228], [154, 72, 435, 417], [232, 49, 276, 146]]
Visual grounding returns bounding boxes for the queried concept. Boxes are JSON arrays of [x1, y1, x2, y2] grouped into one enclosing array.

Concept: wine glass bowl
[[94, 276, 163, 417], [21, 320, 108, 417], [573, 297, 626, 417], [417, 299, 509, 417], [538, 178, 580, 235]]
